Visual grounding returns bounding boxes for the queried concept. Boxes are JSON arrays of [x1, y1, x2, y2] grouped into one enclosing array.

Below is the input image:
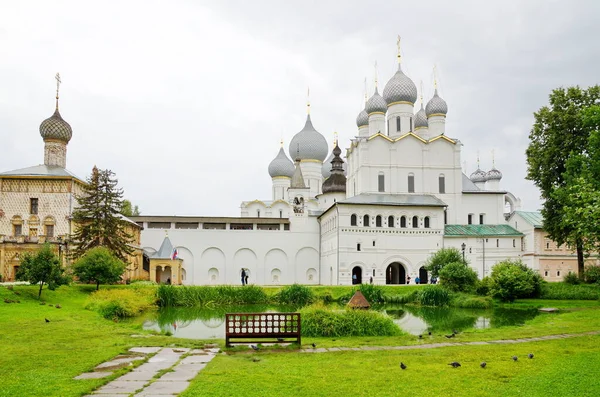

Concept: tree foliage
[[121, 199, 141, 217], [438, 262, 478, 293], [15, 244, 70, 299], [425, 248, 465, 277], [489, 259, 543, 302], [526, 86, 600, 276], [73, 247, 126, 290], [72, 166, 134, 261]]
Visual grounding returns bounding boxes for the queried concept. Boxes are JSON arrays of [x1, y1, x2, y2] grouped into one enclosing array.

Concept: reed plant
[[157, 285, 269, 307], [540, 282, 600, 300], [275, 284, 315, 306], [417, 285, 451, 307]]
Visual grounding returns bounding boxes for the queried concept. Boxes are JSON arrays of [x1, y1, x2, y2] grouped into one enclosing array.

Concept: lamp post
[[461, 243, 466, 264]]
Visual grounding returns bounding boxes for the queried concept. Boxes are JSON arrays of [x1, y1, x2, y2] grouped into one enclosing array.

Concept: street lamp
[[461, 243, 466, 264]]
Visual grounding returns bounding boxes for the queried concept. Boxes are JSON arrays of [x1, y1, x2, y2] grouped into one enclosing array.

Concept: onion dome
[[365, 88, 387, 115], [268, 147, 295, 178], [322, 149, 347, 179], [322, 144, 347, 194], [383, 65, 418, 105], [414, 104, 428, 129], [356, 108, 369, 127], [425, 88, 448, 117], [486, 167, 503, 181], [288, 114, 328, 161], [470, 168, 488, 183], [40, 108, 72, 142]]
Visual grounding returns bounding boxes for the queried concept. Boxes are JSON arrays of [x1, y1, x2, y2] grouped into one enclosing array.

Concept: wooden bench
[[225, 312, 301, 347]]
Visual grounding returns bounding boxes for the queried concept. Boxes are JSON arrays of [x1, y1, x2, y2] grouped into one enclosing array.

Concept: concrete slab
[[133, 361, 174, 372], [138, 381, 190, 395], [74, 372, 114, 380], [119, 370, 157, 381], [173, 364, 206, 372], [159, 369, 200, 381], [129, 347, 162, 354], [180, 355, 213, 364], [94, 380, 146, 394], [96, 356, 145, 370], [206, 348, 221, 353]]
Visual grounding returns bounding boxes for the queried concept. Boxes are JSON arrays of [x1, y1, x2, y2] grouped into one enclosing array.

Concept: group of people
[[406, 276, 437, 285]]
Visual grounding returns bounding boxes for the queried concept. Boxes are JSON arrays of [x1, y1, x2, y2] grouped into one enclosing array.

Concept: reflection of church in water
[[134, 44, 526, 286]]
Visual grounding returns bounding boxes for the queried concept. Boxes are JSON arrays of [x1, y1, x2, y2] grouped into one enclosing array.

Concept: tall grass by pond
[[540, 282, 600, 300], [85, 287, 156, 319], [275, 284, 315, 306], [157, 284, 269, 307]]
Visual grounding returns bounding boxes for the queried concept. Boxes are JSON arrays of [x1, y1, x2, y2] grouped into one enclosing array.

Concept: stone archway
[[386, 262, 406, 285], [352, 266, 362, 285]]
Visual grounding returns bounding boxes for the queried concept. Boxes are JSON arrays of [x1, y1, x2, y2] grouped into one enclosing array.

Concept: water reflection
[[143, 304, 540, 339]]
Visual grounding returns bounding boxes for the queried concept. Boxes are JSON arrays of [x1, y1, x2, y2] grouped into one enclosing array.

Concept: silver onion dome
[[383, 65, 418, 105], [365, 88, 387, 115], [322, 149, 348, 179], [288, 114, 328, 161], [268, 147, 295, 178], [486, 168, 503, 181], [414, 105, 428, 129], [356, 108, 369, 127], [470, 168, 488, 183], [40, 108, 72, 142], [425, 88, 448, 117]]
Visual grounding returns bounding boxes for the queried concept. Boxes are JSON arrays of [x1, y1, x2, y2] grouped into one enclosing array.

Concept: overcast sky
[[1, 0, 598, 216]]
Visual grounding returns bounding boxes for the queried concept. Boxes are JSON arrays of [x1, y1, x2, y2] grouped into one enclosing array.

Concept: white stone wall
[[44, 141, 67, 168]]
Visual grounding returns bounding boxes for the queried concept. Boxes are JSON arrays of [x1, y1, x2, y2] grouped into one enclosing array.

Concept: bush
[[438, 262, 478, 292], [425, 248, 465, 277], [451, 293, 493, 309], [475, 277, 492, 296], [417, 285, 450, 306], [300, 304, 402, 337], [85, 288, 155, 319], [563, 272, 581, 285], [276, 284, 315, 306], [489, 260, 543, 302], [157, 285, 269, 307], [584, 265, 600, 284]]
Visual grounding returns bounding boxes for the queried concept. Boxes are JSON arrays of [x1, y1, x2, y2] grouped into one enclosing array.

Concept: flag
[[171, 248, 178, 260]]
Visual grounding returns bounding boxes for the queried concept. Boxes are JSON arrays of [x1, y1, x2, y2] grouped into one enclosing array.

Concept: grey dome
[[322, 144, 346, 194], [414, 104, 428, 129], [40, 109, 72, 142], [383, 65, 418, 105], [365, 88, 387, 115], [322, 149, 348, 179], [470, 168, 488, 183], [425, 89, 448, 117], [486, 168, 503, 181], [288, 114, 328, 161], [268, 147, 295, 178], [356, 108, 369, 127]]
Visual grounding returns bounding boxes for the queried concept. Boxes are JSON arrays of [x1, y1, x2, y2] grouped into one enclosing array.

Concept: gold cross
[[397, 35, 401, 63], [55, 72, 61, 109]]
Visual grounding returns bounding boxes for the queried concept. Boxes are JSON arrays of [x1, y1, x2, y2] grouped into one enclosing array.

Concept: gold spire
[[492, 149, 495, 168], [55, 72, 61, 110], [333, 131, 338, 146], [433, 65, 438, 89], [364, 77, 367, 103], [307, 86, 310, 115], [419, 80, 424, 107], [396, 35, 402, 64], [374, 61, 378, 89], [280, 138, 284, 148], [477, 151, 480, 169]]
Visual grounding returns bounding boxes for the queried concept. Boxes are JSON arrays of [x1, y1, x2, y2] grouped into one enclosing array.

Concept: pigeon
[[45, 318, 50, 323], [400, 362, 407, 370], [448, 362, 461, 368], [428, 331, 432, 336], [311, 343, 316, 348], [418, 335, 423, 339], [512, 356, 518, 361], [480, 362, 487, 369], [48, 304, 54, 307], [452, 329, 459, 335], [445, 334, 455, 339], [250, 345, 259, 351], [528, 353, 534, 359], [252, 357, 261, 362], [55, 304, 62, 309]]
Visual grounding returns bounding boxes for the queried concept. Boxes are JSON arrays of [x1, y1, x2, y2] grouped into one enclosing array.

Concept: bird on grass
[[448, 362, 461, 368], [311, 343, 316, 348], [418, 335, 423, 339], [252, 357, 261, 362], [428, 331, 432, 336], [400, 362, 407, 370], [250, 345, 259, 351], [55, 304, 62, 309], [512, 356, 518, 361], [452, 329, 459, 335], [480, 362, 487, 369], [45, 318, 50, 323], [445, 334, 455, 339], [528, 353, 534, 359]]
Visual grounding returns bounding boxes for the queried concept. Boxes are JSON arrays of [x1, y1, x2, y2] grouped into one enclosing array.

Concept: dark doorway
[[352, 266, 362, 284], [386, 262, 406, 284], [419, 267, 428, 284]]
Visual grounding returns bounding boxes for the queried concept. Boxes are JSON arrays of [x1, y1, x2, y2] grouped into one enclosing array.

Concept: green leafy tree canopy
[[489, 259, 543, 302], [438, 261, 478, 293], [121, 199, 141, 217], [16, 244, 70, 299], [73, 246, 126, 290], [425, 248, 465, 277]]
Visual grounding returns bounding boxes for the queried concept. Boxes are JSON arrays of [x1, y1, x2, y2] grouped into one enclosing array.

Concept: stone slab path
[[79, 347, 219, 397]]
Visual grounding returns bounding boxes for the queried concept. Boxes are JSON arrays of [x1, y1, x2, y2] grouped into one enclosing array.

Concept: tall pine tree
[[72, 166, 134, 261]]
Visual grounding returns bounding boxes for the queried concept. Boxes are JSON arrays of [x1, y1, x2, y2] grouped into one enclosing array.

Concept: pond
[[142, 304, 541, 339]]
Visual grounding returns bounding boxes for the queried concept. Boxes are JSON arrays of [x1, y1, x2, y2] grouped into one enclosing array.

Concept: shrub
[[438, 262, 478, 292], [73, 247, 126, 290], [563, 272, 581, 285], [85, 288, 155, 319], [540, 283, 600, 300], [353, 284, 385, 304], [300, 303, 401, 337], [425, 248, 465, 277], [475, 277, 492, 296], [157, 285, 268, 307], [489, 259, 543, 302], [584, 265, 600, 284], [417, 285, 450, 307], [451, 293, 493, 309], [276, 284, 315, 306]]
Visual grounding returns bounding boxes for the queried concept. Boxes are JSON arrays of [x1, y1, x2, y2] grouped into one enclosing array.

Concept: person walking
[[415, 276, 420, 285], [241, 269, 246, 286]]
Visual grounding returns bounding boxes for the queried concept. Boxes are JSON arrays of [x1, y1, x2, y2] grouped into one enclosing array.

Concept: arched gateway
[[386, 262, 406, 284], [352, 266, 362, 284]]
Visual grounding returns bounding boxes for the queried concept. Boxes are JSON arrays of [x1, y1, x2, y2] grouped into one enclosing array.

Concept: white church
[[134, 49, 526, 286]]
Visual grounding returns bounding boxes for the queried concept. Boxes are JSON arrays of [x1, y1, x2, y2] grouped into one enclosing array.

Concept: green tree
[[73, 247, 126, 290], [121, 199, 141, 217], [526, 86, 600, 276], [425, 248, 465, 277], [15, 244, 70, 299], [489, 259, 543, 302], [438, 262, 478, 292], [72, 166, 134, 261]]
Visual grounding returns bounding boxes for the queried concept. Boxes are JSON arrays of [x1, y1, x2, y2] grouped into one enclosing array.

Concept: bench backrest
[[225, 313, 301, 336]]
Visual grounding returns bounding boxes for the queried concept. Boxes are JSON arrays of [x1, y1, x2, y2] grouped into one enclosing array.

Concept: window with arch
[[424, 216, 430, 228], [279, 210, 283, 218], [396, 116, 401, 132], [388, 215, 394, 228], [376, 215, 382, 227], [412, 216, 419, 228], [363, 214, 370, 227], [410, 117, 413, 132], [400, 216, 407, 228], [439, 174, 445, 194], [378, 173, 385, 192], [350, 214, 357, 226], [408, 173, 415, 193], [257, 209, 260, 218]]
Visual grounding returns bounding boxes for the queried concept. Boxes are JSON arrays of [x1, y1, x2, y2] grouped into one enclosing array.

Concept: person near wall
[[406, 276, 411, 284], [415, 276, 420, 285], [352, 273, 357, 285], [241, 269, 247, 286]]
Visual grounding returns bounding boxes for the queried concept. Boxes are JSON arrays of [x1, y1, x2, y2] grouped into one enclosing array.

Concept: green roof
[[514, 211, 543, 228], [444, 224, 524, 237]]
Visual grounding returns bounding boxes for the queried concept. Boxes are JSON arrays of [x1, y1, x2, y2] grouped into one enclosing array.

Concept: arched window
[[378, 173, 385, 192], [400, 216, 407, 228], [350, 214, 357, 226], [412, 216, 419, 228], [396, 116, 401, 132], [376, 215, 382, 227], [439, 174, 445, 194], [408, 173, 415, 193], [424, 216, 430, 228], [363, 215, 370, 227], [388, 216, 394, 228], [257, 209, 260, 218]]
